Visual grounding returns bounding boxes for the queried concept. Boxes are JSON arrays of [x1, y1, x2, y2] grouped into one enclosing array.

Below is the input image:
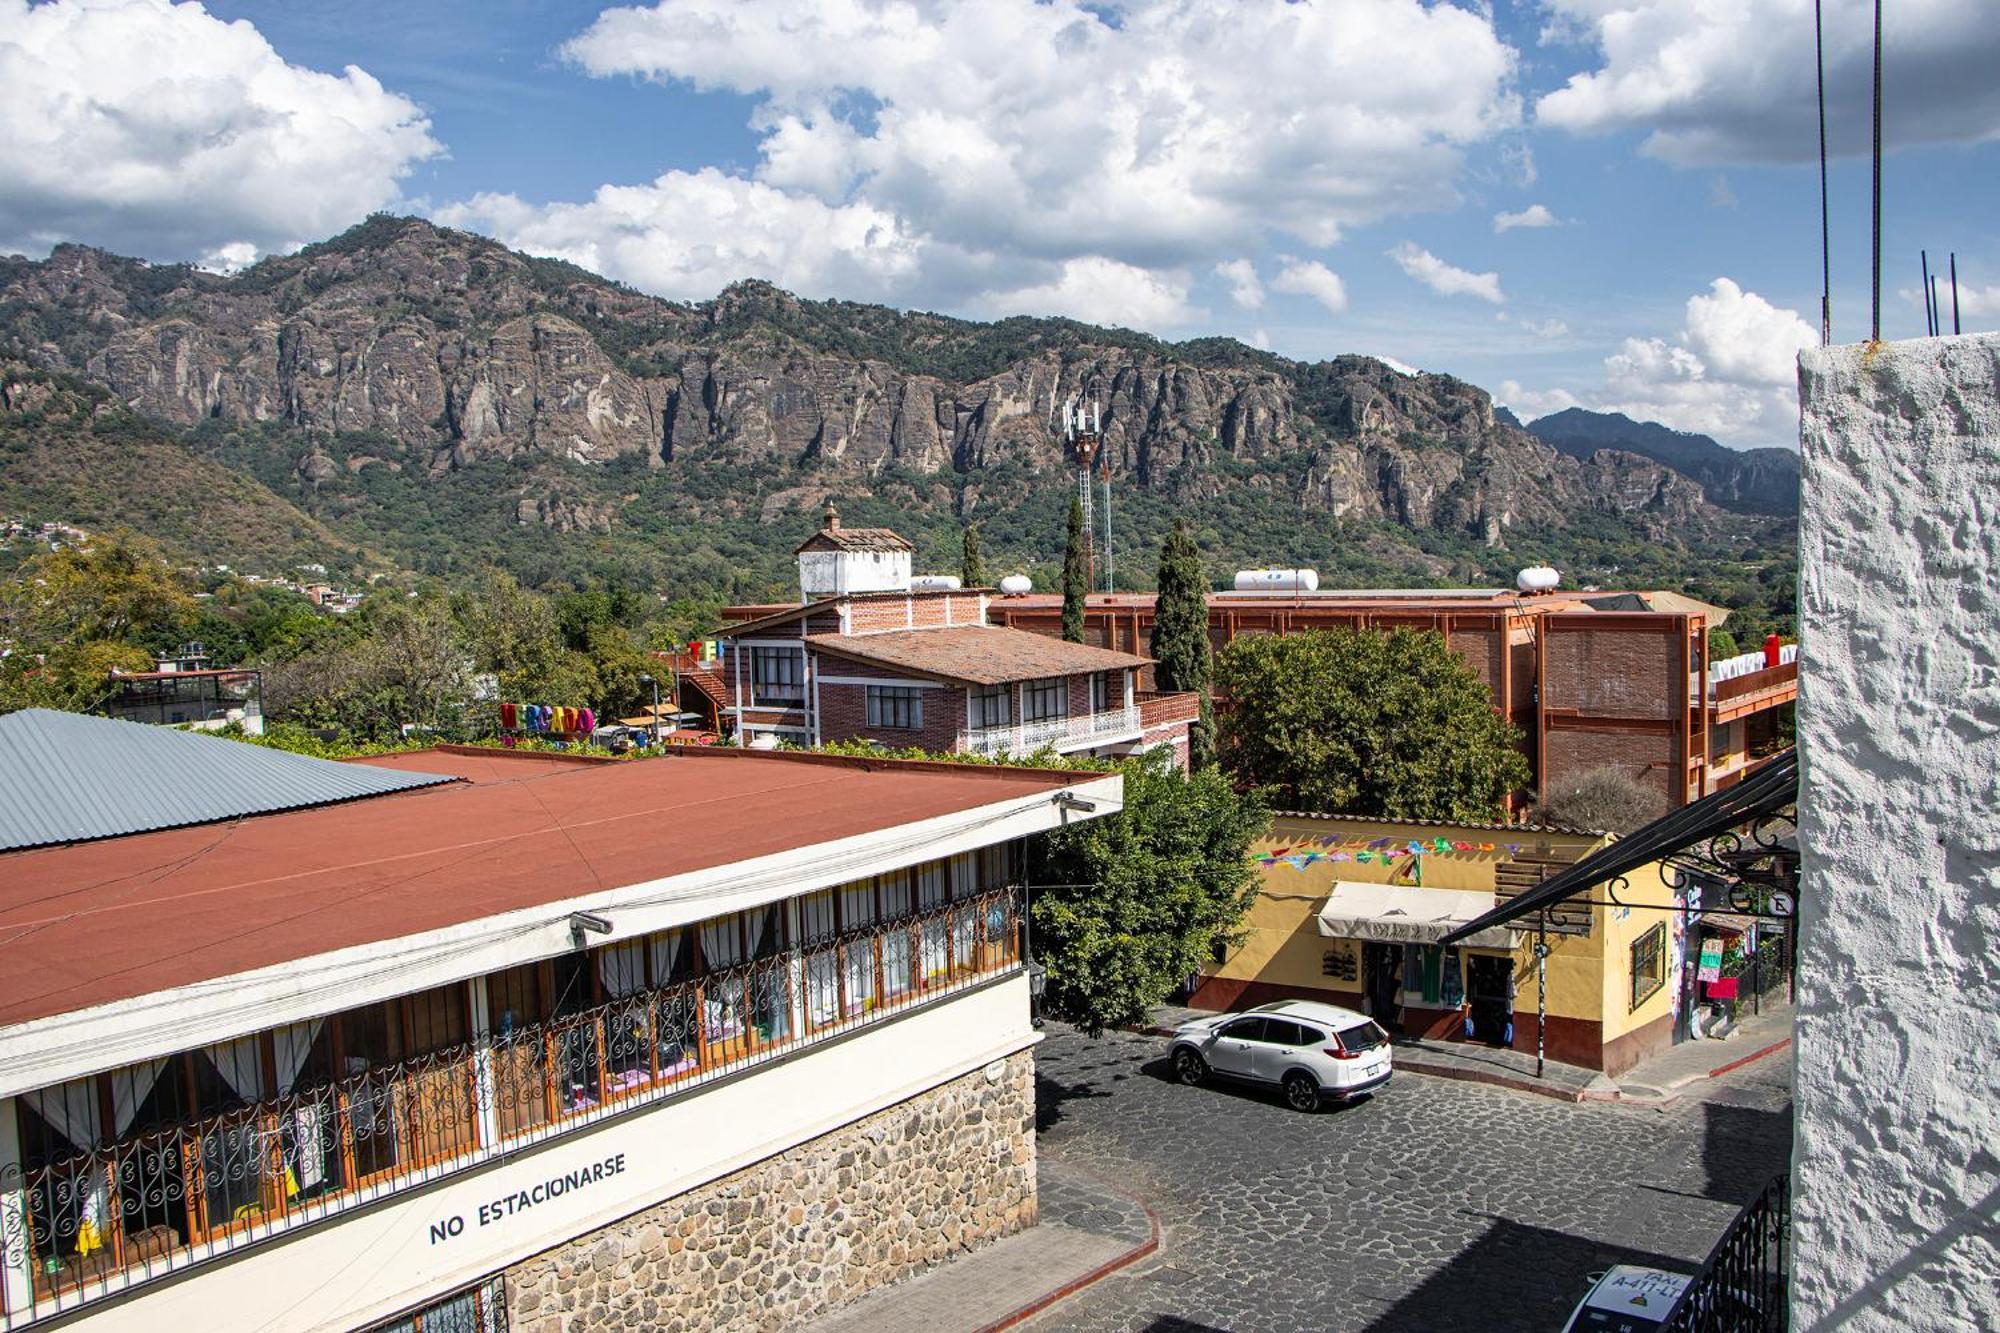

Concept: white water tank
[[998, 574, 1033, 596], [1233, 568, 1320, 593], [910, 574, 963, 591], [1516, 565, 1561, 593]]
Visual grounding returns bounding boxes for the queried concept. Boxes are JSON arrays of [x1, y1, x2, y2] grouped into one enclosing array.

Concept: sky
[[2, 0, 1996, 450]]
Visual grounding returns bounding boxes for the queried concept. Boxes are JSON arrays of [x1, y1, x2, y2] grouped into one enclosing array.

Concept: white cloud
[[1215, 258, 1264, 310], [1538, 0, 2000, 164], [1388, 242, 1504, 303], [435, 169, 928, 303], [1270, 259, 1348, 315], [1493, 203, 1558, 232], [1558, 278, 1816, 445], [1379, 356, 1421, 377], [536, 0, 1520, 311], [978, 257, 1198, 332], [1496, 379, 1582, 421], [1500, 312, 1569, 339], [1901, 281, 2000, 327], [0, 0, 440, 261], [1247, 328, 1272, 350]]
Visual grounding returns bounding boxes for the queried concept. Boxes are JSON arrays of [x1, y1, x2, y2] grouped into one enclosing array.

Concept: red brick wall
[[816, 679, 965, 752], [841, 591, 987, 634], [1544, 727, 1679, 807], [1543, 621, 1679, 720], [1451, 625, 1505, 694]]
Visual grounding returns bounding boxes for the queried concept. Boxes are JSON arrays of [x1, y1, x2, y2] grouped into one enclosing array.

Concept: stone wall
[[1793, 334, 2000, 1331], [505, 1050, 1037, 1332]]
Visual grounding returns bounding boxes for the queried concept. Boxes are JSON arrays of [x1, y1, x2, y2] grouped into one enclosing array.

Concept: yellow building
[[1193, 813, 1686, 1077]]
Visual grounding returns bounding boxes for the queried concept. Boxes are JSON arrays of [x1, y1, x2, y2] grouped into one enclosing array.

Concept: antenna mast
[[1061, 391, 1108, 593]]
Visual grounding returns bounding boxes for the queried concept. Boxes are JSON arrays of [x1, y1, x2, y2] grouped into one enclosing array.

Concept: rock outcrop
[[0, 216, 1714, 551]]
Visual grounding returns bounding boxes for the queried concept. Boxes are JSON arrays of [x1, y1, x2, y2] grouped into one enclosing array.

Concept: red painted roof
[[0, 748, 1090, 1029]]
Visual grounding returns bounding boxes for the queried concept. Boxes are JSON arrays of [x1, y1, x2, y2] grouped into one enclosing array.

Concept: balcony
[[1135, 689, 1200, 729], [961, 704, 1141, 757], [1695, 647, 1799, 723], [1, 891, 1022, 1329]]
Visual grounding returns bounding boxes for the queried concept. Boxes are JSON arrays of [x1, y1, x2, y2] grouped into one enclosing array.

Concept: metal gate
[[1664, 1173, 1789, 1332]]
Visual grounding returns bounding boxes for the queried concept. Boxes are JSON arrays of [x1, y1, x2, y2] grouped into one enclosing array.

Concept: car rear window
[[1335, 1021, 1388, 1053]]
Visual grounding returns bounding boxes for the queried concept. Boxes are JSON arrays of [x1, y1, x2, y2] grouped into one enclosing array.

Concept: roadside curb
[[1392, 1054, 1590, 1103], [974, 1162, 1163, 1333]]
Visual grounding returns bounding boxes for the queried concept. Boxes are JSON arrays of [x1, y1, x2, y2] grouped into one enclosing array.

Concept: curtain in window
[[881, 927, 913, 1001], [800, 891, 838, 943], [805, 949, 840, 1028], [701, 917, 743, 970], [649, 930, 687, 985], [879, 873, 912, 920], [106, 1059, 169, 1136], [206, 1036, 268, 1104], [272, 1021, 328, 1195], [20, 1077, 102, 1153], [1441, 947, 1465, 1008], [840, 883, 877, 928], [951, 853, 977, 901], [841, 940, 876, 1016], [745, 906, 779, 959], [916, 864, 947, 911], [598, 939, 648, 998]]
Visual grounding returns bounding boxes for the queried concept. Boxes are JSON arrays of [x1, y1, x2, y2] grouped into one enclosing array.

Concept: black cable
[[1871, 0, 1883, 342], [1815, 0, 1831, 344]]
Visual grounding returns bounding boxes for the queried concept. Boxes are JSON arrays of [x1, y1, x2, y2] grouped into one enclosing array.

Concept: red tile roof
[[806, 625, 1151, 685], [0, 747, 1094, 1029]]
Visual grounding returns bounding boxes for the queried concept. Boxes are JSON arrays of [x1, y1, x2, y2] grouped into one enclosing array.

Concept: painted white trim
[[0, 775, 1121, 1097], [816, 676, 945, 690], [0, 1098, 29, 1316]]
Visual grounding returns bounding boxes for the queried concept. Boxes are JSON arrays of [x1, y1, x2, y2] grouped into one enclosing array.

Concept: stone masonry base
[[505, 1049, 1038, 1332]]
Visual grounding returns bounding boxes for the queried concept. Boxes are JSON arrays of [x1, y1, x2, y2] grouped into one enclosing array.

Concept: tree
[[1061, 494, 1087, 642], [1030, 757, 1269, 1033], [960, 523, 987, 588], [1150, 520, 1216, 767], [1216, 627, 1531, 821], [1536, 765, 1665, 834], [0, 532, 192, 714]]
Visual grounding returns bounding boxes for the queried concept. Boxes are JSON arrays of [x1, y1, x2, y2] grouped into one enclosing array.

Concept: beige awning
[[1316, 882, 1518, 950]]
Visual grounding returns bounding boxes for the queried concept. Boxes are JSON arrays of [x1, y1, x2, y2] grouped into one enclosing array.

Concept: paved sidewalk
[[1141, 999, 1792, 1106], [804, 1155, 1158, 1333]]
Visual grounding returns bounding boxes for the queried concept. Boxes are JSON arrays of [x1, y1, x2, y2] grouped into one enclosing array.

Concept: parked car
[[1166, 999, 1392, 1111], [1559, 1265, 1693, 1332]]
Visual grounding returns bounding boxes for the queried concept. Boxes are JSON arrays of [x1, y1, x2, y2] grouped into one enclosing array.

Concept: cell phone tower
[[1057, 390, 1107, 591]]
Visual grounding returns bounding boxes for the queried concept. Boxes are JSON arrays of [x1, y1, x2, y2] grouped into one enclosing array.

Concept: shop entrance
[[1362, 942, 1403, 1033], [1464, 953, 1514, 1046]]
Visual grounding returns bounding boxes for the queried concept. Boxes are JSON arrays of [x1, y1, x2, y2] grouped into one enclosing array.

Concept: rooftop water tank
[[910, 574, 963, 591], [998, 574, 1033, 596], [1516, 566, 1561, 593], [1233, 568, 1320, 593]]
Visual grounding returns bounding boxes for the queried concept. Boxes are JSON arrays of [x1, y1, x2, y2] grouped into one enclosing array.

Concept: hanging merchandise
[[1706, 976, 1740, 1000], [500, 702, 518, 730], [1698, 939, 1724, 983]]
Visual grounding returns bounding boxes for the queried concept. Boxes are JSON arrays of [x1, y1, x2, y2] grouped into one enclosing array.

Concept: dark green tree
[[1150, 520, 1216, 767], [960, 524, 987, 588], [1216, 627, 1530, 821], [1030, 757, 1269, 1033], [1061, 494, 1087, 642]]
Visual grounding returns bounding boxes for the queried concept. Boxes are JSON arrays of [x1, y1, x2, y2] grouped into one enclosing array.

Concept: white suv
[[1167, 999, 1392, 1111]]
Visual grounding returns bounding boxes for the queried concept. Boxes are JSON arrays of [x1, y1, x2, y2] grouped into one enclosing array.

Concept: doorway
[[1464, 953, 1515, 1046], [1362, 942, 1403, 1034]]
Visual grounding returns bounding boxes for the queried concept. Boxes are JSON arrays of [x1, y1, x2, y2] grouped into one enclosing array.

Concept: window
[[968, 684, 1011, 729], [1090, 671, 1114, 713], [865, 685, 923, 730], [1218, 1017, 1269, 1041], [749, 646, 805, 707], [1630, 923, 1667, 1010], [1022, 677, 1067, 722], [1335, 1021, 1389, 1054]]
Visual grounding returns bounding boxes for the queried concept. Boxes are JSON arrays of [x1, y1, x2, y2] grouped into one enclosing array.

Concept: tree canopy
[[1029, 756, 1268, 1033], [1216, 627, 1530, 821], [1535, 765, 1664, 834]]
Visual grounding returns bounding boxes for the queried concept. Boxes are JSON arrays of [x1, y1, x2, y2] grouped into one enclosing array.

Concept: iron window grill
[[865, 686, 923, 730], [1630, 921, 1667, 1011]]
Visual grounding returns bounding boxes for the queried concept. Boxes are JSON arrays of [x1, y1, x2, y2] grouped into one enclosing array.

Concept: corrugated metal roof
[[0, 710, 459, 852]]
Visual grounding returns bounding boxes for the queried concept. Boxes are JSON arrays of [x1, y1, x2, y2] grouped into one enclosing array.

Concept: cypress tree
[[1151, 521, 1216, 767], [1061, 494, 1087, 642], [960, 524, 987, 587]]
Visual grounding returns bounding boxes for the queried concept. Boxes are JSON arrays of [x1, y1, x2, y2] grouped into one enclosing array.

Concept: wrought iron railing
[[0, 890, 1022, 1326], [1663, 1172, 1789, 1332]]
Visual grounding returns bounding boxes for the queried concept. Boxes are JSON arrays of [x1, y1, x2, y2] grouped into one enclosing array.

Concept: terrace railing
[[0, 890, 1022, 1328], [1663, 1172, 1790, 1332], [962, 705, 1140, 756]]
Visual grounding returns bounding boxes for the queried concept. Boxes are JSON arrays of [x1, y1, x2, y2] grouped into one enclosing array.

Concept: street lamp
[[639, 674, 660, 743]]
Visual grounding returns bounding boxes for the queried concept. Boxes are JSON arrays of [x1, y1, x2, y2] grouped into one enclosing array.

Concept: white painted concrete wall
[[1793, 334, 2000, 1332], [38, 975, 1034, 1333]]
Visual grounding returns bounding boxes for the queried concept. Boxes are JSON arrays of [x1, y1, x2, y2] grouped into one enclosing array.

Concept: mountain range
[[0, 216, 1792, 605], [1519, 408, 1799, 517]]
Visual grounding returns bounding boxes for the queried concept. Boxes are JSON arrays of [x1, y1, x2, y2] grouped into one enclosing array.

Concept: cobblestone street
[[1029, 1023, 1794, 1333]]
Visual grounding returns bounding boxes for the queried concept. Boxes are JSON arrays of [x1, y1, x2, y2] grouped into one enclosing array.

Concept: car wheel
[[1282, 1071, 1320, 1112], [1172, 1048, 1208, 1086]]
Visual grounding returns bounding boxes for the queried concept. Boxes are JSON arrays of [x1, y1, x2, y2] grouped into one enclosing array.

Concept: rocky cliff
[[0, 217, 1717, 550]]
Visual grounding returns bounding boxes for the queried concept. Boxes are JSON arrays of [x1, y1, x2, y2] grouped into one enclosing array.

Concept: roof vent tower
[[794, 502, 915, 602]]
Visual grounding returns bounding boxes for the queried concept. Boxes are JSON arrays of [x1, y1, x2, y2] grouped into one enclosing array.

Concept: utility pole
[[1535, 912, 1549, 1080]]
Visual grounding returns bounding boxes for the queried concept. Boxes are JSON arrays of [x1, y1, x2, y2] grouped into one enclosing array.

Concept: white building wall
[[43, 977, 1035, 1333], [1793, 334, 2000, 1331]]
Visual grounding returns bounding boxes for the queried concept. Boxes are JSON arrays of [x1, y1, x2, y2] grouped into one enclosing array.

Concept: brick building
[[711, 509, 1200, 767], [976, 585, 1795, 809]]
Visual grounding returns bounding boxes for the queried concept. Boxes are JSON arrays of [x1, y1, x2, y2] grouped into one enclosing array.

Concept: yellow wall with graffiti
[[1595, 858, 1683, 1041], [1208, 815, 1617, 1028]]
